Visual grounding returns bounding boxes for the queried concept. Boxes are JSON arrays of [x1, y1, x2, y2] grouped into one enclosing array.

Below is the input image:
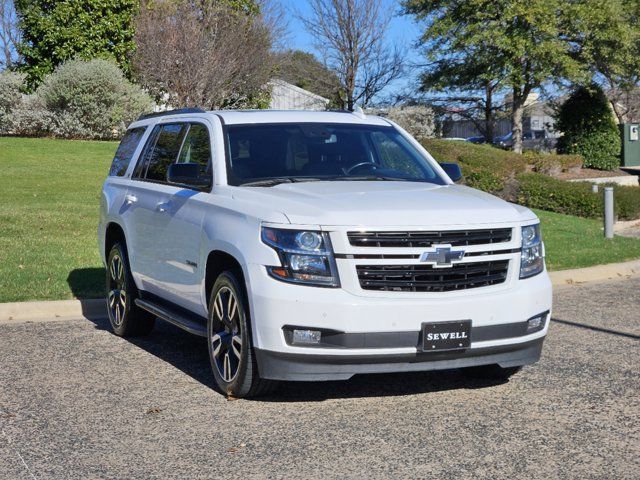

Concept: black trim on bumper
[[256, 337, 545, 381], [282, 311, 549, 349]]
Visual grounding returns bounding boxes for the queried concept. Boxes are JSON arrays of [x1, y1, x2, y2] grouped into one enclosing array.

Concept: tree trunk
[[609, 99, 626, 125], [346, 64, 356, 111], [512, 87, 525, 154], [484, 83, 494, 144]]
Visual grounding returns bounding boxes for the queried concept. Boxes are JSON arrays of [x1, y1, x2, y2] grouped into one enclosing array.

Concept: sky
[[277, 0, 425, 101]]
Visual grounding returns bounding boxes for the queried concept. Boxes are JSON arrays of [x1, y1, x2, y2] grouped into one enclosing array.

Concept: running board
[[134, 299, 207, 337]]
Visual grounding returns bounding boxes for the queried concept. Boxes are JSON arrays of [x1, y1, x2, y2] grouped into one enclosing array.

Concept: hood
[[230, 181, 536, 227]]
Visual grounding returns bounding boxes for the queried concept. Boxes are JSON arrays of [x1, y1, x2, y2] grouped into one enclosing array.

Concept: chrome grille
[[347, 228, 512, 248], [356, 260, 509, 292]]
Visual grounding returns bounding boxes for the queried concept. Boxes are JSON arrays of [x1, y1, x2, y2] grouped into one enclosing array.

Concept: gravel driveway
[[1, 278, 638, 479]]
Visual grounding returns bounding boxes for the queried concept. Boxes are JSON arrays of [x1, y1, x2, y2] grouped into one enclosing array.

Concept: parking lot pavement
[[1, 278, 639, 480]]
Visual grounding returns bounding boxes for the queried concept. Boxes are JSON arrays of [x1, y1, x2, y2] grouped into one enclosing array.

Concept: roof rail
[[327, 107, 366, 119], [137, 108, 206, 121]]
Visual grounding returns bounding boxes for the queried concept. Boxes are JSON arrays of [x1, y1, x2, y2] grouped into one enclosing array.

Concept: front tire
[[106, 243, 155, 337], [207, 271, 277, 398]]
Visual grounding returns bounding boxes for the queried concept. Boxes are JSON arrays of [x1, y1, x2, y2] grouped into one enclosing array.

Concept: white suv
[[99, 109, 552, 397]]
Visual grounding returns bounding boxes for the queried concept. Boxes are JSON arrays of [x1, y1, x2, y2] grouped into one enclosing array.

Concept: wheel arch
[[104, 222, 127, 259], [204, 250, 248, 312]]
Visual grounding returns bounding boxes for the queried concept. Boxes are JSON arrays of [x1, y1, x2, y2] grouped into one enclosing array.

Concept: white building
[[268, 79, 329, 111]]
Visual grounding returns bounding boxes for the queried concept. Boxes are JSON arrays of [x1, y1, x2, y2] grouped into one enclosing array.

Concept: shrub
[[8, 95, 54, 137], [374, 105, 438, 140], [526, 152, 583, 176], [517, 174, 640, 220], [0, 71, 25, 134], [35, 58, 153, 140], [420, 139, 639, 221], [556, 85, 621, 171], [422, 138, 526, 194], [461, 168, 504, 193], [611, 184, 640, 221]]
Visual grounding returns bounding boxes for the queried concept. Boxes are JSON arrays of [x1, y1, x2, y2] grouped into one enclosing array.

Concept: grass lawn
[[0, 136, 115, 302], [1, 136, 639, 302], [535, 209, 640, 271]]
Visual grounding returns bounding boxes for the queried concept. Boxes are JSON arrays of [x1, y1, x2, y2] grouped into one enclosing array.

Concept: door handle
[[124, 194, 137, 205], [156, 201, 171, 213]]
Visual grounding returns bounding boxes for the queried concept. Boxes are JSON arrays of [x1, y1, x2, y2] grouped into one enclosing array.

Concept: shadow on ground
[[67, 267, 105, 299], [83, 314, 512, 402]]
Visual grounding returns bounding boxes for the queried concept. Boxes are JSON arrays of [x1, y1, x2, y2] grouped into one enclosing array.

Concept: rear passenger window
[[145, 123, 187, 182], [177, 124, 211, 175], [109, 127, 147, 176]]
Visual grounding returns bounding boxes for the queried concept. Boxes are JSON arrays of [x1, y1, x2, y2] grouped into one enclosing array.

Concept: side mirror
[[439, 162, 463, 182], [167, 163, 211, 188]]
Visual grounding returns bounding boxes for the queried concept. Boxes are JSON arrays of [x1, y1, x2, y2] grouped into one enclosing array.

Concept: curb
[[1, 259, 639, 324], [549, 259, 640, 286], [0, 299, 106, 324]]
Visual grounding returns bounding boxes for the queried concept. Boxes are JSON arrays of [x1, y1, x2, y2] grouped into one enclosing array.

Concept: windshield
[[224, 123, 446, 186]]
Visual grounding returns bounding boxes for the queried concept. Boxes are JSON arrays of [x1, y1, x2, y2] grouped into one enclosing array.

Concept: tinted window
[[225, 123, 445, 185], [109, 127, 147, 176], [145, 123, 187, 182], [177, 124, 211, 175]]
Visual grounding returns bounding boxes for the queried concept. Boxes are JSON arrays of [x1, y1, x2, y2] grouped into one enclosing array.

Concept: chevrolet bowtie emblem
[[419, 245, 465, 268]]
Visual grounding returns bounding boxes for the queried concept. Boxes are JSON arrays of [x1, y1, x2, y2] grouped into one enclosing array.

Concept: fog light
[[527, 314, 545, 331], [292, 329, 321, 344]]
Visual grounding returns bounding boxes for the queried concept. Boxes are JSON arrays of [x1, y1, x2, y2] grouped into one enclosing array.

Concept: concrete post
[[591, 184, 599, 193], [604, 187, 614, 239]]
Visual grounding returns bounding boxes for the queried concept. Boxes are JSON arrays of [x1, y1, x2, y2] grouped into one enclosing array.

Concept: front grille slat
[[356, 261, 509, 292], [348, 228, 512, 248]]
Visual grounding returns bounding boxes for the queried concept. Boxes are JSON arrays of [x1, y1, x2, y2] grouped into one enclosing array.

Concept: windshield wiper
[[330, 175, 410, 182], [240, 177, 324, 187]]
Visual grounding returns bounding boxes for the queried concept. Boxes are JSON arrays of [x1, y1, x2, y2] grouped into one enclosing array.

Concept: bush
[[374, 105, 438, 140], [526, 152, 583, 176], [517, 174, 640, 220], [612, 184, 640, 221], [461, 168, 505, 193], [0, 71, 25, 134], [35, 58, 153, 139], [8, 95, 54, 137], [422, 139, 527, 185], [516, 173, 602, 218], [556, 85, 621, 171], [420, 139, 638, 221]]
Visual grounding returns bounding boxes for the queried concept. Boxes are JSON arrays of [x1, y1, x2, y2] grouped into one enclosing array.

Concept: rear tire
[[106, 243, 155, 337], [207, 270, 277, 398], [462, 365, 522, 380]]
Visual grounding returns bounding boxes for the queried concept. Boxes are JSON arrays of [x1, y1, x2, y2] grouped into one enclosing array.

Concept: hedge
[[517, 173, 640, 221], [421, 139, 639, 221]]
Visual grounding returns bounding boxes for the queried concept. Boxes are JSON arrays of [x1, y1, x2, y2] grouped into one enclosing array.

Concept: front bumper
[[246, 263, 552, 381], [256, 337, 544, 381]]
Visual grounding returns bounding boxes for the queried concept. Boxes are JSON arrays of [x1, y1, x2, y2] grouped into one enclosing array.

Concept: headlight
[[520, 224, 544, 279], [261, 227, 340, 287]]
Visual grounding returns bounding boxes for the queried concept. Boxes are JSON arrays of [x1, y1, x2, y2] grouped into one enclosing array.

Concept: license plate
[[422, 320, 471, 352]]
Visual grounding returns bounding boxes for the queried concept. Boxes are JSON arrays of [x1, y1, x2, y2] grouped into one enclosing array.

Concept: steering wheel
[[344, 162, 377, 175]]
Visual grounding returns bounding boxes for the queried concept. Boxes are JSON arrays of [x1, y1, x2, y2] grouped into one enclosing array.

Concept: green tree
[[556, 84, 621, 171], [418, 47, 507, 143], [568, 0, 640, 123], [14, 0, 138, 88], [404, 0, 586, 153], [273, 50, 342, 107]]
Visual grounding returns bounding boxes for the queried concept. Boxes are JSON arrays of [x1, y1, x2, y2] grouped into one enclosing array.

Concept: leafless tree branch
[[299, 0, 404, 110], [0, 0, 20, 70], [133, 0, 281, 109]]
